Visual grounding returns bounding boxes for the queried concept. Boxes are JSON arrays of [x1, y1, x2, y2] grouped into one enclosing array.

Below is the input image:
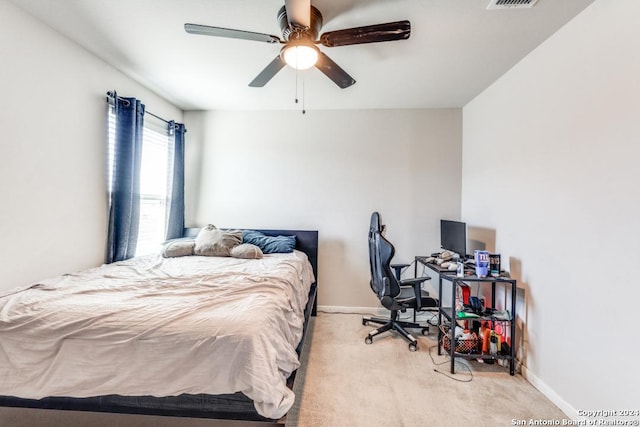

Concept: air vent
[[487, 0, 539, 9]]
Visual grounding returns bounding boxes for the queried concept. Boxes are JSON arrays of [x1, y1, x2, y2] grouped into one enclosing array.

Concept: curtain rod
[[106, 91, 176, 126]]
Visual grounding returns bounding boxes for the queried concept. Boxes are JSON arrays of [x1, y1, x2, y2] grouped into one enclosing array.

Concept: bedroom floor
[[288, 312, 566, 427], [0, 312, 566, 427]]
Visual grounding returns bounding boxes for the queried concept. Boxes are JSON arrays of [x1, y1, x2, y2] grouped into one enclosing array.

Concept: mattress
[[0, 250, 315, 419]]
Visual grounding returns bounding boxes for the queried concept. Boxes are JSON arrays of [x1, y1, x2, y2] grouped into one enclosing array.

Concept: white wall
[[184, 109, 462, 307], [462, 0, 639, 413], [0, 1, 182, 291]]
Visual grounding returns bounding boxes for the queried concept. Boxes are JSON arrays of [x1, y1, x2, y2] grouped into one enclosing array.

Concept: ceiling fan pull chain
[[302, 74, 306, 114], [295, 68, 299, 104]]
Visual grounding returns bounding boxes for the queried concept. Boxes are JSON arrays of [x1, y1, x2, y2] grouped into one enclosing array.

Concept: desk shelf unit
[[416, 257, 517, 376]]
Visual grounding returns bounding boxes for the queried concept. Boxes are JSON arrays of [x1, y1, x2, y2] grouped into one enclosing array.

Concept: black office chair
[[363, 212, 439, 351]]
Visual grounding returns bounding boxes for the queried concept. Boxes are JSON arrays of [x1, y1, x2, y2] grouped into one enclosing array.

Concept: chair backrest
[[368, 212, 401, 305], [368, 212, 382, 290]]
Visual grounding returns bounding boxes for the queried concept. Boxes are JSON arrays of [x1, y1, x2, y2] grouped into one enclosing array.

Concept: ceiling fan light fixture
[[281, 43, 318, 70], [185, 4, 408, 89]]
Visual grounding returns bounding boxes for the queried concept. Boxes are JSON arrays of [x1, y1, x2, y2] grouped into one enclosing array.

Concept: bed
[[0, 228, 318, 425]]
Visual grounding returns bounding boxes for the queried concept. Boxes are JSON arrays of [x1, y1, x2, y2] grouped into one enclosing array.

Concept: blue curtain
[[107, 95, 145, 263], [166, 122, 186, 240]]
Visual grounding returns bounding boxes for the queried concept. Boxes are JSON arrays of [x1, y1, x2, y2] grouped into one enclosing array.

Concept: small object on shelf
[[468, 296, 483, 313], [456, 310, 479, 318], [474, 250, 490, 277], [491, 310, 511, 321], [489, 334, 498, 355], [489, 253, 501, 275], [459, 283, 470, 304], [440, 250, 454, 261], [494, 322, 503, 335], [482, 323, 491, 354], [454, 325, 464, 338], [455, 297, 463, 312], [500, 341, 511, 356], [441, 261, 458, 271]]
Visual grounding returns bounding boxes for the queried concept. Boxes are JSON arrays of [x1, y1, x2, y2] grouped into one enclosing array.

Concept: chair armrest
[[399, 277, 430, 286], [390, 263, 410, 280], [390, 263, 410, 269], [399, 276, 431, 311]]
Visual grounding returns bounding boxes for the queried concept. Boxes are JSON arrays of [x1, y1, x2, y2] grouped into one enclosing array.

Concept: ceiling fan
[[184, 0, 411, 89]]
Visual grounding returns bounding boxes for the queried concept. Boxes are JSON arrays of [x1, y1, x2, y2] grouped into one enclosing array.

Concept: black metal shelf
[[417, 256, 517, 376]]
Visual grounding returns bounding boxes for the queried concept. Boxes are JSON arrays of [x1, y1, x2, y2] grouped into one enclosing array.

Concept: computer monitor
[[440, 219, 467, 258]]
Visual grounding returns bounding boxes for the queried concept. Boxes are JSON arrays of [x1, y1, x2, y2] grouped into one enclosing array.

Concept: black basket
[[440, 324, 479, 354]]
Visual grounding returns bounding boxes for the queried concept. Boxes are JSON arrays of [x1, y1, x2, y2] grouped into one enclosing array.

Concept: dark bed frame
[[0, 228, 319, 426]]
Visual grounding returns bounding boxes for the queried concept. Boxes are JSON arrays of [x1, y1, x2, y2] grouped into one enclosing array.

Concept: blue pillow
[[242, 230, 296, 254]]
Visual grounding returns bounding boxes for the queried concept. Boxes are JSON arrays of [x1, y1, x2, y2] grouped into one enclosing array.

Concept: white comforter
[[0, 251, 315, 419]]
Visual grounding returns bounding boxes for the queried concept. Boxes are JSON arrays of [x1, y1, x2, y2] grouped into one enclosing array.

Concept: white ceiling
[[9, 0, 595, 111]]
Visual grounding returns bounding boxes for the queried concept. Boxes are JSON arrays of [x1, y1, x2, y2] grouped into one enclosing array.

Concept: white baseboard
[[317, 305, 439, 323], [317, 305, 384, 316], [521, 365, 576, 419]]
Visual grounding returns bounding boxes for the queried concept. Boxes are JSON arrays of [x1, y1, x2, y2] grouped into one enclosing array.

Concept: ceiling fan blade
[[319, 20, 411, 47], [285, 0, 311, 29], [184, 23, 281, 44], [248, 56, 287, 87], [314, 52, 356, 89]]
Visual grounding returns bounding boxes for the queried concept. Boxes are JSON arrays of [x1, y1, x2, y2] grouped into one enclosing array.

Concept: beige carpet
[[285, 312, 566, 427], [0, 312, 565, 427]]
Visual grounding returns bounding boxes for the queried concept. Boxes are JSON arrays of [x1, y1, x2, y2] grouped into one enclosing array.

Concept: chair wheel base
[[361, 314, 425, 351]]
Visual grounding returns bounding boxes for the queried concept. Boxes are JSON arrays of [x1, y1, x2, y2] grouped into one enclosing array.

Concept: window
[[107, 107, 174, 257]]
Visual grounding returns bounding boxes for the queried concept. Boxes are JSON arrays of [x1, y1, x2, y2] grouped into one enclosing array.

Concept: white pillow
[[194, 224, 242, 257], [230, 243, 264, 259], [162, 239, 195, 258]]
